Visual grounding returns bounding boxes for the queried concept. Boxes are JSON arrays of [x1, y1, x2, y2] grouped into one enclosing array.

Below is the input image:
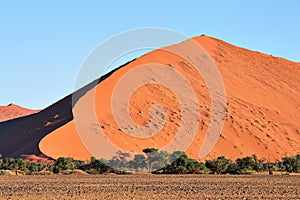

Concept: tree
[[27, 162, 40, 174], [0, 157, 28, 175], [236, 156, 255, 173], [15, 158, 26, 174], [205, 156, 232, 174], [73, 160, 84, 169], [143, 148, 159, 154], [275, 159, 285, 175], [79, 157, 110, 174], [129, 154, 147, 171], [159, 152, 201, 174], [110, 150, 131, 169], [282, 156, 300, 173], [1, 158, 17, 170], [52, 157, 75, 173], [252, 154, 265, 172], [225, 162, 238, 174], [267, 162, 274, 175], [152, 151, 170, 170], [169, 151, 184, 162], [143, 148, 159, 173]]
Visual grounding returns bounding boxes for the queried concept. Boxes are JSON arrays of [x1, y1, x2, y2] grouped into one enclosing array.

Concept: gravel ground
[[0, 174, 299, 199]]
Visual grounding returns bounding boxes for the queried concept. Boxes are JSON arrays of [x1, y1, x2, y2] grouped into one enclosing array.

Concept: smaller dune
[[0, 103, 40, 122]]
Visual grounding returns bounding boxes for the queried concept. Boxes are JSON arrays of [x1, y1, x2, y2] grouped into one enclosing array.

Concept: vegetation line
[[0, 149, 299, 175]]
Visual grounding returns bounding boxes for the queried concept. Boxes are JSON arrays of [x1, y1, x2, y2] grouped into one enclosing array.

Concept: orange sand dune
[[0, 104, 39, 122], [39, 35, 300, 161]]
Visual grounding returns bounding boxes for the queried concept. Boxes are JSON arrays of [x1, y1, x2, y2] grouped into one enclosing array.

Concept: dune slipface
[[1, 36, 300, 162]]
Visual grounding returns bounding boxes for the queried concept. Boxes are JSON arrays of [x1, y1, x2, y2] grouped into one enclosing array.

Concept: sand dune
[[40, 36, 300, 161], [0, 104, 39, 122], [1, 35, 299, 162]]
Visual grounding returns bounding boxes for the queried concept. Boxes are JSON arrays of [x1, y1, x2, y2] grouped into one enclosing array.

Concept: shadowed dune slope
[[1, 36, 299, 162], [0, 66, 126, 161]]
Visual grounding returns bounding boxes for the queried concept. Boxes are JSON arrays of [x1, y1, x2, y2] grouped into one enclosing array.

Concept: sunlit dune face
[[95, 83, 181, 152]]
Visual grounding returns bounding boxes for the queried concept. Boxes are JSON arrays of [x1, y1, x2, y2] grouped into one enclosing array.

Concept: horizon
[[0, 1, 300, 109]]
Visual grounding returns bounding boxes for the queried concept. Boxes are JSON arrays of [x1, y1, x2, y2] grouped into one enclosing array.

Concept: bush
[[157, 152, 206, 174], [79, 157, 111, 174], [205, 156, 232, 174], [236, 156, 255, 174], [282, 156, 300, 173]]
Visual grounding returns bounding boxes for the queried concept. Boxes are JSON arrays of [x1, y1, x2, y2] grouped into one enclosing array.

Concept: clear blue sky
[[0, 1, 299, 109]]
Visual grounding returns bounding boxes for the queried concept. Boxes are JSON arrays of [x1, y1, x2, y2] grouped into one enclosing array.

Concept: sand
[[0, 174, 299, 199]]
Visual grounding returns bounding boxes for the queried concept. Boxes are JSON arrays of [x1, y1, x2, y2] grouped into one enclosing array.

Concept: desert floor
[[0, 174, 299, 199]]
